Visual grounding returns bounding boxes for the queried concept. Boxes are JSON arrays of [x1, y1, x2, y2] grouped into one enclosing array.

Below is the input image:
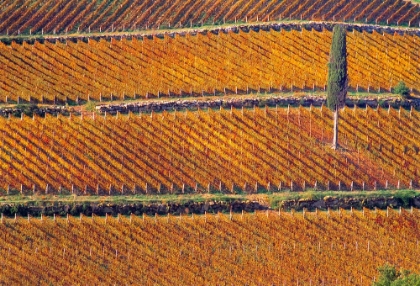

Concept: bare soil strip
[[1, 20, 420, 44]]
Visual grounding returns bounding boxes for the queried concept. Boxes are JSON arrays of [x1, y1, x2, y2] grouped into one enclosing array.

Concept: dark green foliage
[[375, 265, 398, 286], [393, 81, 410, 98], [14, 104, 39, 117], [326, 25, 348, 110], [373, 265, 420, 286]]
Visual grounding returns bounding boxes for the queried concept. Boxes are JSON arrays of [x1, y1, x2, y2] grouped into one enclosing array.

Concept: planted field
[[0, 210, 418, 285], [0, 0, 419, 36], [0, 106, 418, 194], [1, 0, 420, 284], [0, 28, 419, 103]]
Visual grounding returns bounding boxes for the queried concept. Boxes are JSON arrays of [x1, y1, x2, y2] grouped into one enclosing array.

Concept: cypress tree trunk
[[332, 106, 339, 150], [326, 25, 347, 149]]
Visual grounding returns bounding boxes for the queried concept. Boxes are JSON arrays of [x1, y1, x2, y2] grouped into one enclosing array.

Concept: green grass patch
[[0, 189, 418, 207], [84, 100, 97, 112], [267, 189, 419, 209]]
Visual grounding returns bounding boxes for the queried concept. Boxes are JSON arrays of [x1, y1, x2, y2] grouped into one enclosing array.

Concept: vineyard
[[0, 0, 419, 36], [1, 1, 420, 284], [0, 106, 418, 194], [0, 27, 419, 103], [0, 210, 417, 285]]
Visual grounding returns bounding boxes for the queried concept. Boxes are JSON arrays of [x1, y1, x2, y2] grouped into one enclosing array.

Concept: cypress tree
[[327, 25, 347, 109], [326, 25, 348, 149]]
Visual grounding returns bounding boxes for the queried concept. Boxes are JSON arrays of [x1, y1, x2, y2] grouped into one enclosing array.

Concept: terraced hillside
[[1, 0, 420, 285], [0, 210, 418, 285], [0, 0, 419, 36], [0, 27, 419, 103], [0, 106, 418, 194], [0, 1, 420, 284]]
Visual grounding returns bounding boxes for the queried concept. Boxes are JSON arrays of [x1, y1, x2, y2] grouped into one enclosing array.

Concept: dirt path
[[1, 189, 418, 205], [77, 91, 404, 114], [2, 20, 419, 43]]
